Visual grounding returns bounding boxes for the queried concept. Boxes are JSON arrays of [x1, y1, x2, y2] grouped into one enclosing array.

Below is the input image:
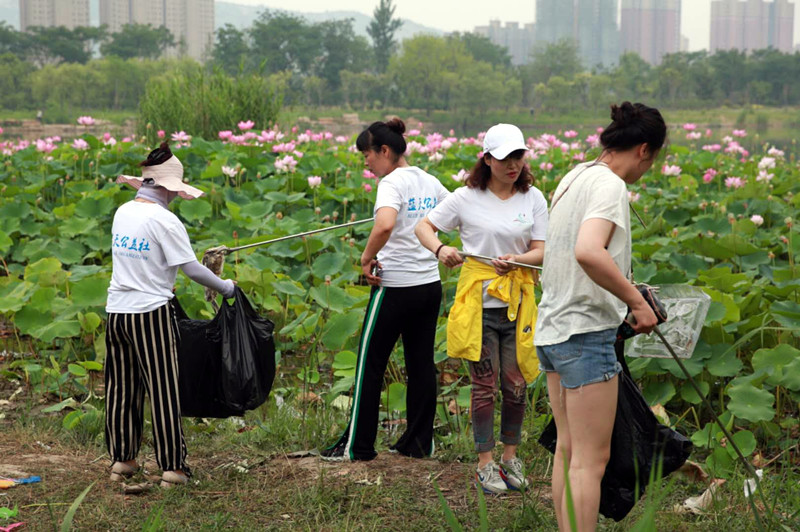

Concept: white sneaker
[[475, 461, 507, 495], [500, 456, 529, 491]]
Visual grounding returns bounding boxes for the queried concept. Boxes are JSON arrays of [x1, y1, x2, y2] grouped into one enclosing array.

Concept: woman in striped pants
[[106, 142, 235, 487]]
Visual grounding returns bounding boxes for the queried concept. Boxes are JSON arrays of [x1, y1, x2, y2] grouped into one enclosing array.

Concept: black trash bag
[[173, 286, 276, 418], [537, 345, 692, 521]]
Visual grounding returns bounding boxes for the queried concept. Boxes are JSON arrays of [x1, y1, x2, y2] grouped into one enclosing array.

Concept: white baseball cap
[[483, 123, 528, 160]]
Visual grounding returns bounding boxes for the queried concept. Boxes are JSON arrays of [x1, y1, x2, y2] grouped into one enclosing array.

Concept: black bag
[[537, 343, 691, 521], [616, 284, 668, 341], [173, 287, 276, 418]]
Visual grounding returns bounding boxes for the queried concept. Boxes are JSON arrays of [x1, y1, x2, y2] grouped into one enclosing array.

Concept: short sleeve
[[529, 187, 549, 241], [374, 178, 402, 213], [159, 221, 197, 266], [581, 175, 627, 229], [427, 187, 464, 233], [436, 180, 450, 203]]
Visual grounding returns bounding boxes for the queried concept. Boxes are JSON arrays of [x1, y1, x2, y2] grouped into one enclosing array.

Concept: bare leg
[[478, 451, 493, 468], [546, 372, 571, 532], [564, 377, 618, 532], [501, 444, 517, 462]]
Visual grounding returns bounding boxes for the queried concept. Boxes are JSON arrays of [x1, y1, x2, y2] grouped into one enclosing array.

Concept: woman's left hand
[[492, 254, 517, 276]]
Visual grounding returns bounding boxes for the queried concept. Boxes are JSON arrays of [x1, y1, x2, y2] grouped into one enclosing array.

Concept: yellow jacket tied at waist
[[446, 259, 539, 382]]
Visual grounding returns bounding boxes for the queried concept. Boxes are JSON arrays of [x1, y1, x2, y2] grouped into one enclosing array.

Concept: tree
[[101, 24, 175, 60], [26, 25, 106, 65], [315, 19, 371, 96], [0, 52, 35, 109], [249, 11, 320, 75], [450, 32, 511, 68], [610, 52, 653, 102], [367, 0, 402, 73], [212, 24, 250, 75], [527, 39, 582, 84]]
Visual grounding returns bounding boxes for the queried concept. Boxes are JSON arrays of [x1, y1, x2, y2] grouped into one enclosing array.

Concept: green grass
[[1, 384, 797, 531]]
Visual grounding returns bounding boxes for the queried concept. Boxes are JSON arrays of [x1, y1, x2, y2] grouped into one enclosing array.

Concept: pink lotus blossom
[[238, 120, 255, 131], [756, 170, 774, 182], [539, 162, 553, 171], [222, 166, 237, 178], [573, 152, 586, 161], [750, 214, 764, 226], [335, 135, 348, 143], [686, 132, 702, 140], [363, 169, 376, 179], [408, 129, 421, 136], [296, 132, 311, 143], [292, 150, 304, 158], [405, 141, 424, 154], [452, 169, 469, 182], [564, 130, 578, 138], [725, 176, 745, 188], [363, 183, 373, 192], [429, 152, 444, 162], [219, 130, 233, 141], [683, 123, 697, 131], [307, 175, 322, 188], [291, 126, 298, 133], [703, 144, 722, 152], [155, 129, 164, 139], [171, 131, 191, 143], [628, 191, 640, 202], [324, 132, 333, 140], [103, 136, 117, 146], [441, 139, 453, 150], [0, 126, 3, 135], [72, 138, 89, 150], [732, 129, 747, 137], [274, 155, 297, 173], [661, 164, 682, 176], [758, 157, 775, 170], [35, 139, 56, 154], [272, 141, 296, 153], [767, 147, 785, 158], [596, 127, 604, 133], [77, 116, 95, 126], [703, 169, 718, 183], [586, 134, 600, 148], [705, 129, 713, 137], [122, 136, 132, 143]]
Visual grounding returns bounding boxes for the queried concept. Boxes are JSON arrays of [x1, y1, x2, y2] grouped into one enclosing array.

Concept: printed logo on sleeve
[[112, 233, 151, 261]]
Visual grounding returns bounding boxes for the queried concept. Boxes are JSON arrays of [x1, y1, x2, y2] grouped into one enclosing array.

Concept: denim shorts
[[536, 328, 622, 389]]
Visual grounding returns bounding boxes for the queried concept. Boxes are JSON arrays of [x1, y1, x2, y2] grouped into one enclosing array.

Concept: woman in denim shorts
[[534, 102, 667, 531]]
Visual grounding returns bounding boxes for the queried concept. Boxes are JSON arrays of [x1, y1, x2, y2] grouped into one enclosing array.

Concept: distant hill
[[214, 2, 443, 42], [0, 0, 444, 41]]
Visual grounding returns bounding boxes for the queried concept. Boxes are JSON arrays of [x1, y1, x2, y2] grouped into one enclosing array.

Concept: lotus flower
[[77, 116, 95, 126], [307, 175, 322, 188], [238, 120, 255, 131]]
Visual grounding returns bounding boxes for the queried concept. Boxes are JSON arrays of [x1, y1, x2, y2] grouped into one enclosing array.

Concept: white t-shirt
[[375, 166, 450, 287], [106, 201, 197, 313], [534, 162, 631, 346], [427, 185, 549, 308]]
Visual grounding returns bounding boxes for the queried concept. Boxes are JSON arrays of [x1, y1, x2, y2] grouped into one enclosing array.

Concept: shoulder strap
[[550, 161, 606, 211]]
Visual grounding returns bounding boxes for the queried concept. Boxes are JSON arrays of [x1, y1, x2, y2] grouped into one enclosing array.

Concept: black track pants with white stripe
[[104, 302, 187, 472], [332, 280, 441, 460]]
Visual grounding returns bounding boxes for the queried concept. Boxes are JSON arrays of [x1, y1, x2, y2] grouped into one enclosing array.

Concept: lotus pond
[[0, 122, 798, 484]]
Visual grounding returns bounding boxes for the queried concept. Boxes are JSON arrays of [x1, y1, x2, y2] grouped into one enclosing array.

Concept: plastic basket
[[625, 284, 711, 359]]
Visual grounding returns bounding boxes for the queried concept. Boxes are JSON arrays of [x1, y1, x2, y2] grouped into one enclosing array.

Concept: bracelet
[[434, 244, 446, 258]]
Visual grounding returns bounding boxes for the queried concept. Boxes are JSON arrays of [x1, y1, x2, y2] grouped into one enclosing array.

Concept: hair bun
[[140, 140, 173, 167], [610, 102, 639, 126], [385, 117, 406, 135]]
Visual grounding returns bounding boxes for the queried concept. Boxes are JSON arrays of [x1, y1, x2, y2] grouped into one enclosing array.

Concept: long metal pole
[[458, 251, 543, 271], [225, 217, 375, 253]]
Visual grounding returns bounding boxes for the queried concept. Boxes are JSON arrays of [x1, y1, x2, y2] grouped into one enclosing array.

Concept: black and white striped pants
[[104, 301, 187, 472]]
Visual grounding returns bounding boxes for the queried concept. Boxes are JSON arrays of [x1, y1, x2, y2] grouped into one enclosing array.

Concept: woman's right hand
[[628, 300, 658, 334], [437, 246, 464, 269]]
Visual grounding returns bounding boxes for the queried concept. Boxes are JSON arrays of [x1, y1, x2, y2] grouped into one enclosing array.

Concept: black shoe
[[320, 441, 348, 462]]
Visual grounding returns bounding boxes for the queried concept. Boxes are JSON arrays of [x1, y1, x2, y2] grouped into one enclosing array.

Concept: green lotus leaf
[[70, 276, 110, 307], [777, 358, 800, 391], [308, 284, 358, 313], [770, 300, 800, 329], [680, 379, 710, 404], [0, 278, 33, 314], [179, 199, 212, 222], [642, 380, 676, 406], [271, 278, 307, 296], [702, 288, 740, 323], [726, 430, 757, 458], [706, 446, 735, 479], [311, 252, 348, 280], [385, 382, 407, 413], [78, 311, 102, 333], [706, 345, 743, 377], [74, 195, 115, 218], [320, 312, 362, 351], [24, 257, 66, 287], [727, 383, 775, 422], [332, 350, 357, 378]]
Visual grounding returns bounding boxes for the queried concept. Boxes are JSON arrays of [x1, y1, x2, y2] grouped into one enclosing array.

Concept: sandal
[[110, 461, 138, 482], [160, 470, 189, 489]]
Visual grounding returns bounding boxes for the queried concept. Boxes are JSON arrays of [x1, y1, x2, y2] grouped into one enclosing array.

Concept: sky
[[226, 0, 800, 51]]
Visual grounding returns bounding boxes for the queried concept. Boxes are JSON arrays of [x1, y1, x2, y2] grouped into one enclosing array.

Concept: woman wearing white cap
[[106, 142, 235, 488], [415, 124, 548, 494]]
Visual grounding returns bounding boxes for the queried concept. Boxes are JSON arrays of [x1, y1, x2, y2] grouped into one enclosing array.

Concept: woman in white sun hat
[[106, 141, 235, 488], [416, 124, 548, 495]]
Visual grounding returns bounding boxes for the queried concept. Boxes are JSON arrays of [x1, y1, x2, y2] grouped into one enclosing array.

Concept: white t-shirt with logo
[[374, 166, 450, 287], [106, 201, 197, 313], [534, 162, 631, 346], [427, 185, 549, 308]]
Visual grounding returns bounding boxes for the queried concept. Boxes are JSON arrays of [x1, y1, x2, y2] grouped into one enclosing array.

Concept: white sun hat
[[483, 123, 528, 160], [117, 154, 204, 200]]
